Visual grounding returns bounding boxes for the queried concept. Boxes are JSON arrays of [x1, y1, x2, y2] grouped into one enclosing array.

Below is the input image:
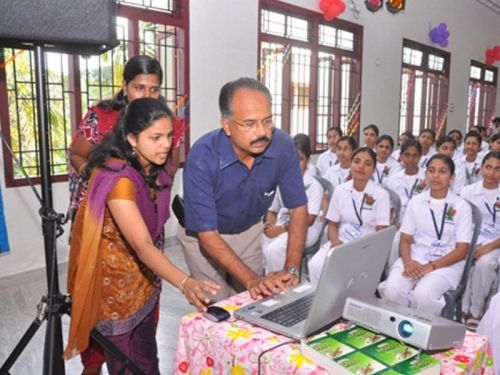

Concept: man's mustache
[[251, 136, 270, 145]]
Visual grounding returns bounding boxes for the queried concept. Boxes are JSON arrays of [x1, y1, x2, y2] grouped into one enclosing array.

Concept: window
[[398, 39, 450, 137], [258, 1, 362, 151], [466, 61, 497, 130], [0, 0, 188, 187]]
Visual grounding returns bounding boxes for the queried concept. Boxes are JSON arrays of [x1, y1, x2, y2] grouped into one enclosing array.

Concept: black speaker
[[0, 0, 119, 55]]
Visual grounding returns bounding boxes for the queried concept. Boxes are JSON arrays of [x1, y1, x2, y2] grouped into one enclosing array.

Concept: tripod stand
[[0, 46, 145, 375]]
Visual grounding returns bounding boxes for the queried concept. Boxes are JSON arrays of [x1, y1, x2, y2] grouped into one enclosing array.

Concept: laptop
[[235, 226, 396, 340]]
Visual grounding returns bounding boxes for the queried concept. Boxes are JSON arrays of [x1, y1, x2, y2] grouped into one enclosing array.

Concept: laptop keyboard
[[261, 294, 314, 327]]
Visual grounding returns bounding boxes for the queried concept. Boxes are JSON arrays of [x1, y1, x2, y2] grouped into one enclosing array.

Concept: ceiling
[[475, 0, 500, 15]]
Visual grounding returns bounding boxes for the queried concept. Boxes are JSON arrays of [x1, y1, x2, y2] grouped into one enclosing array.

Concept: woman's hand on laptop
[[246, 271, 298, 299]]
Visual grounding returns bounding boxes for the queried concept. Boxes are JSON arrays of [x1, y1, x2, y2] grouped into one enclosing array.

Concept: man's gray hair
[[219, 77, 272, 118]]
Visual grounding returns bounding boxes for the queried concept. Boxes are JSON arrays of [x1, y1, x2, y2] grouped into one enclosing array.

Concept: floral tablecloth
[[173, 292, 494, 374]]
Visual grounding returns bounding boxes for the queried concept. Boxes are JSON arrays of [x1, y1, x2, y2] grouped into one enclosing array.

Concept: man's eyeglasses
[[231, 116, 274, 132]]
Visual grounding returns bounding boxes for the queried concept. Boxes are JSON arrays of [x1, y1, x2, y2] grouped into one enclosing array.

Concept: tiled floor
[[0, 243, 193, 374]]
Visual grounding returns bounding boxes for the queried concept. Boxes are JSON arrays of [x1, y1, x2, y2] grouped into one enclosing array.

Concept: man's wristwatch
[[286, 266, 300, 279]]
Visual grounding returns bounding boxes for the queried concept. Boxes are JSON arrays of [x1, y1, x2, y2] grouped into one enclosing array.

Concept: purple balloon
[[429, 23, 449, 47]]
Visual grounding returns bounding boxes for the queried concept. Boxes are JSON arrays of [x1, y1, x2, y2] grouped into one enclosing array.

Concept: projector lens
[[398, 320, 414, 338]]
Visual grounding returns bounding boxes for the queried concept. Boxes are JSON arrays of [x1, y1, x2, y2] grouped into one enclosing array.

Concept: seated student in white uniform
[[386, 139, 426, 270], [373, 135, 402, 187], [324, 136, 357, 190], [308, 147, 390, 284], [417, 128, 437, 169], [462, 131, 486, 185], [363, 124, 379, 150], [491, 133, 500, 153], [448, 129, 464, 160], [477, 288, 500, 375], [461, 152, 500, 329], [387, 139, 427, 223], [379, 154, 473, 316], [316, 127, 342, 176], [262, 134, 324, 272], [435, 136, 467, 195], [391, 131, 415, 164], [471, 125, 491, 154]]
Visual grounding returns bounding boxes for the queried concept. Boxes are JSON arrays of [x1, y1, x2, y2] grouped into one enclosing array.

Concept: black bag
[[172, 194, 185, 228]]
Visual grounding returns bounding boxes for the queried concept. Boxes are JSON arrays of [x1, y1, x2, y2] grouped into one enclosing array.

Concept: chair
[[300, 176, 334, 281], [441, 201, 482, 322], [384, 187, 402, 226]]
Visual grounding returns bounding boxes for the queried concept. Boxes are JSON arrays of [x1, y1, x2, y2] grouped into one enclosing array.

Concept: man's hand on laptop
[[246, 271, 298, 299]]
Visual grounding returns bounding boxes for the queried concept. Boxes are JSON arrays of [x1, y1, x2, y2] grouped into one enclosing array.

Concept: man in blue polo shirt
[[178, 77, 308, 302]]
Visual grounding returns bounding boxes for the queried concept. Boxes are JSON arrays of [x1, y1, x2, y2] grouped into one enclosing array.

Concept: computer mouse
[[202, 305, 230, 322]]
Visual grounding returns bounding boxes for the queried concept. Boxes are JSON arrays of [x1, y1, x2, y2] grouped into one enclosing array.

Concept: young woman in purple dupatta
[[64, 98, 219, 374]]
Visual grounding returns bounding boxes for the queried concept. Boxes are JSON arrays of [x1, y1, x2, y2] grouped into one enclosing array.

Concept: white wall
[[0, 0, 498, 278], [284, 0, 500, 136]]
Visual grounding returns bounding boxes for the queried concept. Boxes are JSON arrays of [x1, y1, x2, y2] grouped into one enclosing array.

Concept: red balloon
[[319, 0, 330, 12], [324, 9, 336, 20], [321, 0, 345, 21]]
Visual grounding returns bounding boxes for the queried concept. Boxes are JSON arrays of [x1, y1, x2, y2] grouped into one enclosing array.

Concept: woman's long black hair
[[86, 98, 175, 190]]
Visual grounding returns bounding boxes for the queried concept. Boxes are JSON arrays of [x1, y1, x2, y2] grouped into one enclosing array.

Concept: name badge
[[424, 241, 447, 261], [341, 222, 363, 241], [481, 222, 497, 235]]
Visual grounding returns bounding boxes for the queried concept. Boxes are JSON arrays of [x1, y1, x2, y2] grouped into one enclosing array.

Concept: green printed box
[[332, 326, 386, 349], [362, 338, 419, 366], [391, 353, 440, 374], [335, 351, 387, 374], [307, 335, 355, 359]]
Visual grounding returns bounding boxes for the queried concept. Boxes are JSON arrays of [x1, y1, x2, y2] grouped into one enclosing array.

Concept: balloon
[[429, 22, 449, 48], [320, 0, 346, 21], [319, 0, 330, 12]]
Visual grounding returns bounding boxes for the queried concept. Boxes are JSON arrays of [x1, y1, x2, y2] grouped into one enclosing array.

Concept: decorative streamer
[[404, 70, 416, 110], [344, 94, 360, 129], [347, 112, 360, 137], [344, 92, 361, 136], [172, 94, 190, 148], [435, 102, 448, 140], [0, 49, 26, 69], [257, 44, 291, 77], [0, 186, 10, 254], [467, 82, 479, 120]]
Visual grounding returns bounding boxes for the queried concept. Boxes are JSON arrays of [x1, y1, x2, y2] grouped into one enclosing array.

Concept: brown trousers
[[176, 222, 264, 302]]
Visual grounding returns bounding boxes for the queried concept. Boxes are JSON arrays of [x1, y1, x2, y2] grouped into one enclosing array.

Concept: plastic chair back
[[441, 201, 482, 321]]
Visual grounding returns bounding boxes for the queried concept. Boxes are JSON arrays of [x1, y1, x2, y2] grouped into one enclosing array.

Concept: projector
[[343, 297, 466, 350]]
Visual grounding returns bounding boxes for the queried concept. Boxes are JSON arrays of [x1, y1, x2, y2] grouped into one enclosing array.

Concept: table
[[173, 292, 495, 374]]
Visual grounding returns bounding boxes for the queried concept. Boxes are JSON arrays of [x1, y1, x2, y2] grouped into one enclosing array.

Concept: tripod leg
[[43, 312, 65, 375], [90, 329, 146, 375], [0, 315, 44, 374]]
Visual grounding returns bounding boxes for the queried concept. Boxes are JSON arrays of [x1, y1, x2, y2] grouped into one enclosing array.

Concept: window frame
[[258, 0, 363, 152], [398, 38, 450, 137], [0, 0, 189, 187], [466, 60, 497, 130]]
